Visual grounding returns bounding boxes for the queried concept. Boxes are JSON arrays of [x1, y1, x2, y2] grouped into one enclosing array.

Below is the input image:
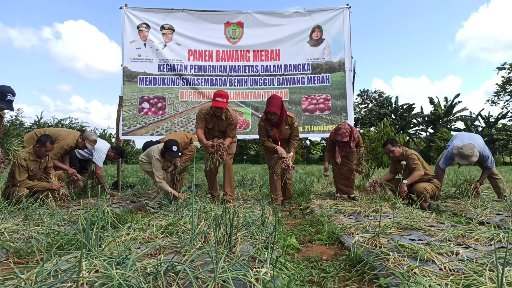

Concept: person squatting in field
[[69, 137, 126, 197], [324, 122, 364, 201], [434, 132, 508, 199], [370, 138, 441, 210], [142, 131, 198, 192], [258, 94, 300, 205], [24, 128, 98, 185], [139, 139, 187, 201], [195, 90, 238, 203], [2, 134, 65, 203]]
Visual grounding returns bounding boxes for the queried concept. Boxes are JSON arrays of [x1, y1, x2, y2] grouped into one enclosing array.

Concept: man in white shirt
[[70, 138, 125, 196]]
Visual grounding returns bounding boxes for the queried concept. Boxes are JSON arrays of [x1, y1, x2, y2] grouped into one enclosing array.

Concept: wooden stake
[[116, 95, 124, 192]]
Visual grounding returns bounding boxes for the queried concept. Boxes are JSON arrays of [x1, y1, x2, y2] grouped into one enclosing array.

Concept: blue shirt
[[438, 132, 494, 169]]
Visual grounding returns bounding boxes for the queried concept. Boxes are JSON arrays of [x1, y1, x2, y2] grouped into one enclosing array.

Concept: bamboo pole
[[116, 95, 124, 192]]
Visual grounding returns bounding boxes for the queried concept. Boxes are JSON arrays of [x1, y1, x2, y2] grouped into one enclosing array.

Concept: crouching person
[[1, 134, 65, 203], [139, 139, 187, 202], [69, 137, 125, 197], [370, 138, 441, 210]]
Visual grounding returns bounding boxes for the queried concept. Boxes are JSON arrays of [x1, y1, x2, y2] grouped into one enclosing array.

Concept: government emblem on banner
[[224, 21, 244, 45]]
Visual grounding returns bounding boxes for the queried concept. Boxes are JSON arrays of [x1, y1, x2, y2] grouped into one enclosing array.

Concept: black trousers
[[69, 150, 90, 176]]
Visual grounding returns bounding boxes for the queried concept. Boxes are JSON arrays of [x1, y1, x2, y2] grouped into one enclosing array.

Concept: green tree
[[359, 119, 408, 171], [354, 89, 421, 141], [354, 89, 392, 129], [419, 94, 468, 163], [233, 139, 264, 164], [0, 109, 27, 169], [488, 62, 512, 111]]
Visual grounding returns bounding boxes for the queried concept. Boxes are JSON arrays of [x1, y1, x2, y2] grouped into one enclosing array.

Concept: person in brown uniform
[[323, 122, 364, 201], [195, 90, 238, 203], [258, 94, 299, 205], [23, 128, 97, 180], [160, 132, 197, 191], [139, 139, 187, 201], [370, 138, 441, 210], [2, 134, 64, 203], [142, 132, 198, 165]]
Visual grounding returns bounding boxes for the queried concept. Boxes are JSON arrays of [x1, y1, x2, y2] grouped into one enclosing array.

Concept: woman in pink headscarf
[[258, 94, 300, 205], [324, 122, 364, 201]]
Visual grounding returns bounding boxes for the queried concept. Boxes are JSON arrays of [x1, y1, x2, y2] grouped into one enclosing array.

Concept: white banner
[[121, 6, 353, 138]]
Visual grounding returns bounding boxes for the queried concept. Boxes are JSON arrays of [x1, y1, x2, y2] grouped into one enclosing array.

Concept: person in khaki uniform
[[195, 90, 238, 203], [435, 132, 507, 199], [323, 122, 364, 201], [370, 138, 441, 210], [160, 132, 197, 191], [2, 134, 64, 203], [159, 132, 197, 165], [24, 128, 97, 180], [258, 94, 299, 205], [139, 139, 187, 201]]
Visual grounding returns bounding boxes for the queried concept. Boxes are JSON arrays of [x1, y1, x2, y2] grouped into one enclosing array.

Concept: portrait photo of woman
[[303, 24, 332, 62]]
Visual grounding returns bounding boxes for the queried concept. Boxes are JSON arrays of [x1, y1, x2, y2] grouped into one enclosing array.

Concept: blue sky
[[0, 0, 510, 132]]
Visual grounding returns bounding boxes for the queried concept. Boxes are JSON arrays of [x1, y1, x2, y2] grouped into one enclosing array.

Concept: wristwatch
[[402, 180, 408, 185]]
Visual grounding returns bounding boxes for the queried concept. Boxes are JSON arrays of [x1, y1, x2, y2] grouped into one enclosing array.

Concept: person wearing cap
[[128, 22, 157, 72], [0, 85, 16, 139], [323, 122, 364, 201], [142, 132, 197, 165], [139, 139, 187, 201], [370, 138, 441, 210], [141, 132, 197, 191], [435, 132, 507, 199], [69, 137, 126, 196], [156, 23, 184, 60], [2, 134, 65, 203], [258, 94, 299, 205], [24, 128, 97, 181], [195, 90, 238, 203]]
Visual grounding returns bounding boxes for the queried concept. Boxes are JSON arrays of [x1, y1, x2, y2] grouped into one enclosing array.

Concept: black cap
[[160, 24, 175, 34], [162, 139, 182, 158], [137, 22, 151, 31], [0, 85, 15, 111]]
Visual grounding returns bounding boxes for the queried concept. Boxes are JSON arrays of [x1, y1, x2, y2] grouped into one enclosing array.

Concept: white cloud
[[13, 94, 117, 131], [0, 23, 40, 48], [0, 20, 121, 78], [464, 73, 503, 115], [371, 75, 463, 112], [455, 0, 512, 63], [371, 74, 503, 115], [55, 84, 73, 92]]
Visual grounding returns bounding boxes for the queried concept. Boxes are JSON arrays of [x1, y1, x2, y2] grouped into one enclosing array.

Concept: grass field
[[1, 162, 512, 287]]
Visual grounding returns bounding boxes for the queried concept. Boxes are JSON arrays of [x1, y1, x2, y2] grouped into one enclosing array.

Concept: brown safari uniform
[[387, 147, 441, 209], [325, 131, 364, 196], [160, 132, 197, 166], [195, 105, 238, 201], [139, 143, 182, 195], [258, 112, 300, 204], [1, 147, 64, 202], [24, 128, 80, 163], [160, 132, 197, 190]]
